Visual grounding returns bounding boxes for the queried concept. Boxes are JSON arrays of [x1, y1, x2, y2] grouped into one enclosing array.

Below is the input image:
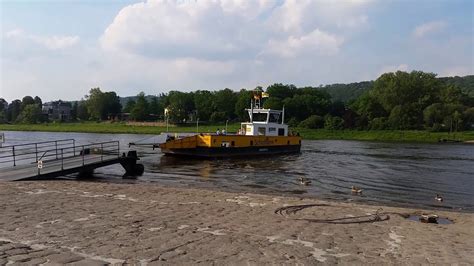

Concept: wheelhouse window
[[258, 127, 266, 135], [269, 113, 280, 123], [252, 113, 268, 122]]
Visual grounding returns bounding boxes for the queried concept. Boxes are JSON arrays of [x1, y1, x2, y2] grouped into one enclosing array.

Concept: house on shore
[[42, 100, 72, 121]]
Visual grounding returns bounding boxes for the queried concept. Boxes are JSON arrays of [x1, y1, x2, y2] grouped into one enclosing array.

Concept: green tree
[[166, 91, 194, 123], [123, 100, 136, 113], [298, 115, 324, 129], [21, 96, 35, 111], [324, 115, 345, 130], [71, 102, 78, 121], [76, 100, 89, 120], [193, 90, 215, 121], [463, 107, 474, 130], [234, 89, 252, 121], [214, 88, 237, 120], [423, 103, 445, 129], [85, 88, 122, 120], [130, 92, 149, 121], [6, 100, 21, 122], [17, 104, 42, 124], [149, 96, 163, 116], [34, 96, 42, 109]]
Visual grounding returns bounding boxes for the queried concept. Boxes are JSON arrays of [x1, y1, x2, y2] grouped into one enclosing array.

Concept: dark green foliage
[[6, 100, 21, 122], [320, 81, 373, 102], [130, 92, 149, 121], [234, 89, 253, 121], [123, 99, 136, 113], [324, 116, 345, 130], [76, 100, 89, 121], [17, 104, 42, 124], [299, 115, 324, 129], [85, 88, 122, 120]]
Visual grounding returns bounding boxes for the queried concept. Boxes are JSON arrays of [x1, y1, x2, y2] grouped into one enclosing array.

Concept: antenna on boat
[[282, 105, 285, 125], [250, 98, 253, 122]]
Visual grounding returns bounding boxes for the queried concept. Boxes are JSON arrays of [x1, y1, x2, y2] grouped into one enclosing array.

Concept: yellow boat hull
[[159, 134, 301, 158]]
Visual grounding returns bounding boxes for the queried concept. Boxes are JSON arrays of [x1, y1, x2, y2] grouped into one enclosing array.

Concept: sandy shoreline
[[1, 181, 473, 265]]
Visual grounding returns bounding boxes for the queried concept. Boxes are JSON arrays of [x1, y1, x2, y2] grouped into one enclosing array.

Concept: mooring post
[[82, 146, 85, 166], [12, 146, 16, 166], [101, 143, 103, 161], [61, 148, 64, 171], [35, 143, 38, 162], [55, 141, 58, 159], [73, 139, 76, 156]]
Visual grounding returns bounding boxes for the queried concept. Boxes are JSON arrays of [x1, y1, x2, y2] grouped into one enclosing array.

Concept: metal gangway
[[0, 139, 143, 181]]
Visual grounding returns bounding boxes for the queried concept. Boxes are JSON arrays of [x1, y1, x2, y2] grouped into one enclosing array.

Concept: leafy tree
[[166, 91, 194, 123], [369, 117, 389, 130], [423, 103, 445, 130], [17, 104, 42, 124], [123, 99, 136, 113], [71, 102, 78, 121], [85, 88, 122, 120], [149, 96, 163, 116], [193, 90, 215, 121], [214, 88, 237, 120], [76, 100, 89, 120], [0, 98, 7, 123], [324, 116, 345, 130], [130, 92, 149, 121], [388, 104, 422, 130], [21, 96, 35, 111], [298, 115, 324, 129], [463, 107, 474, 130], [34, 96, 42, 108], [6, 100, 21, 122], [234, 89, 253, 121], [263, 97, 283, 110], [266, 83, 297, 100]]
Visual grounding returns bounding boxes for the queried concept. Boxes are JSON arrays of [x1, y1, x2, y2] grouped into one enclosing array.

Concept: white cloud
[[5, 28, 79, 50], [441, 66, 473, 77], [100, 0, 371, 60], [413, 21, 447, 38], [378, 64, 409, 77], [263, 29, 344, 58]]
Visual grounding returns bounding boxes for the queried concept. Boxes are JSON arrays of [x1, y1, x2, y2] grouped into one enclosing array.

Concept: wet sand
[[0, 181, 473, 265]]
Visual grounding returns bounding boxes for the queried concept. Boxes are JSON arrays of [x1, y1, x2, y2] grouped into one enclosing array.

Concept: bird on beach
[[299, 177, 311, 186], [351, 186, 363, 194], [435, 194, 444, 202]]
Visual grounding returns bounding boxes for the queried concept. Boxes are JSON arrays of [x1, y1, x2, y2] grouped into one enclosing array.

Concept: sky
[[1, 0, 473, 102]]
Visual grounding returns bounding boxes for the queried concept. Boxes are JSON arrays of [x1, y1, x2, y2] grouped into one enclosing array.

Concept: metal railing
[[0, 140, 120, 175], [36, 141, 120, 175], [0, 139, 75, 167]]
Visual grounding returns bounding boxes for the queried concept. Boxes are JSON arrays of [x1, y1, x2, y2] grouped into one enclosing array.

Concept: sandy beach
[[0, 181, 473, 265]]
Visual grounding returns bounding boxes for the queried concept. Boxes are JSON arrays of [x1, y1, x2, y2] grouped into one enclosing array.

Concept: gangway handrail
[[36, 140, 120, 175], [0, 139, 120, 168], [0, 139, 75, 149]]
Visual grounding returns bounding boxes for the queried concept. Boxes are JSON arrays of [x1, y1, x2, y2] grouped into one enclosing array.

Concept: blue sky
[[1, 0, 473, 101]]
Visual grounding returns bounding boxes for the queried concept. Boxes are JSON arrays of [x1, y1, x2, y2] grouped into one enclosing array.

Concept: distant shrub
[[324, 116, 345, 130], [287, 117, 299, 127], [369, 117, 388, 130], [298, 115, 324, 129]]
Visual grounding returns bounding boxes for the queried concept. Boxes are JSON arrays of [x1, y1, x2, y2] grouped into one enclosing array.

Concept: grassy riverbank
[[1, 122, 473, 143]]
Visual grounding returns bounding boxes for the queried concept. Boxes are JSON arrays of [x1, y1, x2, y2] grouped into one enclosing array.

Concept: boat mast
[[282, 106, 285, 125]]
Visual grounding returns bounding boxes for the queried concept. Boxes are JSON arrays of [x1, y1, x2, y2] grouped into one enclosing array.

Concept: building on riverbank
[[42, 100, 72, 121]]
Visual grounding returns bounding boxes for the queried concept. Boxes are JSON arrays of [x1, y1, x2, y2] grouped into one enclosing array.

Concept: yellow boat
[[159, 92, 302, 158]]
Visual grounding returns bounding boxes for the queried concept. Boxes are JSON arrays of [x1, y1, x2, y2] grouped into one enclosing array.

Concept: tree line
[[1, 71, 473, 131]]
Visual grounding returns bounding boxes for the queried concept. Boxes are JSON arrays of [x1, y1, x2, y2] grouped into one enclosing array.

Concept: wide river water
[[2, 131, 474, 212]]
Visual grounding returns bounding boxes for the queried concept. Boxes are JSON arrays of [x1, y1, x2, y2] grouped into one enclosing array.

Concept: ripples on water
[[3, 131, 474, 212]]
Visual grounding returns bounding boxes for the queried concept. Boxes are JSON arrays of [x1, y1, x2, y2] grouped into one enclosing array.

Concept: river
[[2, 130, 474, 212]]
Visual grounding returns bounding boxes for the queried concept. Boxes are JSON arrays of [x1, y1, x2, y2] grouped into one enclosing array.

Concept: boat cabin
[[241, 108, 288, 137]]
